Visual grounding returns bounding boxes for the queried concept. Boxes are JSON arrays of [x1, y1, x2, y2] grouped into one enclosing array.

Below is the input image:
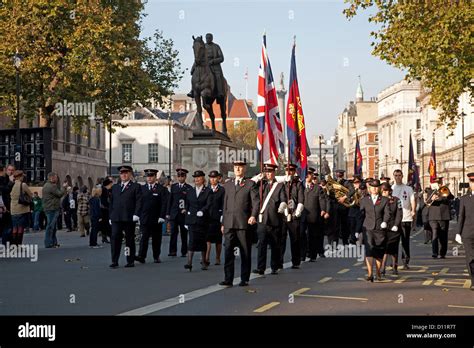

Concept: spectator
[[62, 187, 73, 232], [71, 186, 79, 230], [42, 172, 67, 248], [89, 187, 103, 248], [10, 170, 33, 245], [32, 192, 43, 232], [77, 186, 91, 237], [100, 178, 113, 244], [0, 164, 15, 245]]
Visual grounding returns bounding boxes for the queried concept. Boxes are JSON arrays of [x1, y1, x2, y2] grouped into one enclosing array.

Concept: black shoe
[[168, 253, 177, 257], [271, 269, 278, 275], [318, 253, 326, 258], [252, 269, 264, 275], [440, 255, 446, 259], [404, 263, 410, 269], [309, 258, 316, 262], [181, 254, 187, 258], [239, 281, 249, 287], [381, 269, 386, 276], [135, 256, 145, 264], [291, 265, 300, 269], [376, 275, 383, 281], [186, 90, 194, 98], [219, 281, 233, 287], [124, 263, 134, 268], [109, 263, 118, 268], [432, 255, 438, 258], [184, 264, 192, 271], [102, 239, 110, 244], [366, 275, 374, 282], [154, 258, 161, 263], [301, 257, 306, 262]]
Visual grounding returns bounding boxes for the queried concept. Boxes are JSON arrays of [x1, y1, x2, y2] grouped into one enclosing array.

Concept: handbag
[[18, 183, 32, 206]]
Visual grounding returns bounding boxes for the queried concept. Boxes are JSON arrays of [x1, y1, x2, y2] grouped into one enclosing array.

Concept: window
[[374, 134, 378, 142], [416, 119, 421, 129], [96, 122, 101, 149], [416, 139, 421, 155], [148, 143, 159, 163], [87, 121, 91, 147], [122, 144, 132, 163]]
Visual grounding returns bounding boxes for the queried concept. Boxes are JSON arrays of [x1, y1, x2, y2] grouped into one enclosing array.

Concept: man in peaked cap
[[166, 168, 192, 257], [109, 165, 142, 268]]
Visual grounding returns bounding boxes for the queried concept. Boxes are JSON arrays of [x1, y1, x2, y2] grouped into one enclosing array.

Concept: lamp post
[[420, 138, 425, 189], [318, 135, 325, 175], [399, 144, 404, 173], [13, 51, 22, 169], [461, 109, 466, 194], [385, 154, 388, 177], [108, 117, 112, 176], [168, 96, 172, 178]]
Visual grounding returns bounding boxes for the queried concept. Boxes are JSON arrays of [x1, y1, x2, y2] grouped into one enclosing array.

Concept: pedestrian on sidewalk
[[42, 172, 67, 248], [32, 192, 43, 232], [10, 170, 33, 245], [100, 178, 113, 244], [77, 186, 91, 238]]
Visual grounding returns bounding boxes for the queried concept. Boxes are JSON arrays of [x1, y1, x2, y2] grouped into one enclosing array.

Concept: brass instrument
[[350, 188, 362, 207], [325, 175, 352, 208], [425, 185, 452, 206]]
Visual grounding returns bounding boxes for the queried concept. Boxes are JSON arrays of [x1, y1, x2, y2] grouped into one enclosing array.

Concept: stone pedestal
[[180, 130, 236, 178]]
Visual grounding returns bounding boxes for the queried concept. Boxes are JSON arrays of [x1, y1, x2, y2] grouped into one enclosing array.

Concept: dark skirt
[[188, 225, 207, 252], [364, 229, 387, 259], [206, 220, 222, 244], [385, 228, 401, 255]]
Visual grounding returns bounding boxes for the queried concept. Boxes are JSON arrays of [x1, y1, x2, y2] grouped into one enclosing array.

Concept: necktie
[[236, 179, 240, 187], [149, 184, 152, 191], [121, 183, 125, 191]]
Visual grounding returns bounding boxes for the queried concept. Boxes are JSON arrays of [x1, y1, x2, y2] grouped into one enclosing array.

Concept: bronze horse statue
[[191, 36, 228, 135]]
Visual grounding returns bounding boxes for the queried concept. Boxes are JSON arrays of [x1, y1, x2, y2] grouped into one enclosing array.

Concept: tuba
[[325, 175, 352, 208]]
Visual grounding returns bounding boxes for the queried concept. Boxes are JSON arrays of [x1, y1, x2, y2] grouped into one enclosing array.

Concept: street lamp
[[420, 138, 425, 189], [461, 109, 466, 194], [108, 117, 112, 176], [168, 96, 173, 178], [385, 154, 388, 177], [13, 51, 22, 169], [399, 144, 404, 172]]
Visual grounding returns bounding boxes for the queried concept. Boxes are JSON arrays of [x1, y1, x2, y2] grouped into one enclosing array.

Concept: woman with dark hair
[[10, 170, 33, 245], [360, 179, 391, 282], [380, 182, 403, 275]]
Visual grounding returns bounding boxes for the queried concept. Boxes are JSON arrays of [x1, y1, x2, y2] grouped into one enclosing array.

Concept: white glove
[[284, 208, 289, 217], [294, 203, 304, 218], [109, 219, 112, 225], [355, 233, 359, 239], [196, 211, 203, 217], [391, 226, 398, 232], [220, 216, 223, 223], [380, 222, 387, 229], [455, 234, 463, 244], [158, 218, 165, 224], [251, 173, 263, 183], [184, 225, 188, 229], [278, 202, 288, 214], [133, 215, 140, 222]]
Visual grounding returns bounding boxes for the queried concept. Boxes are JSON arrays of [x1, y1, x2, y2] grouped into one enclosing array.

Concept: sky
[[140, 0, 405, 142]]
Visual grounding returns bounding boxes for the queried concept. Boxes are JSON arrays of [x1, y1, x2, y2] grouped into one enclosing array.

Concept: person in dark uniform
[[334, 169, 355, 245], [109, 165, 142, 268], [205, 170, 225, 266], [348, 176, 364, 245], [219, 159, 259, 287], [252, 163, 287, 275], [166, 168, 192, 257], [301, 168, 329, 262], [280, 163, 304, 269], [100, 178, 113, 244], [183, 170, 212, 271], [456, 172, 474, 290], [427, 178, 454, 259], [380, 182, 403, 275], [420, 188, 432, 243], [360, 179, 390, 282], [135, 169, 167, 264]]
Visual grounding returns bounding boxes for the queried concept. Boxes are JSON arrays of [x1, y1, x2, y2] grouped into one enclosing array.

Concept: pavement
[[0, 222, 472, 315]]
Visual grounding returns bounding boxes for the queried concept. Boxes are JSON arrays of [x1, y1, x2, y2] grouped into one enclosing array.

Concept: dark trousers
[[257, 224, 281, 272], [463, 237, 474, 283], [281, 218, 301, 266], [336, 205, 350, 245], [400, 221, 412, 264], [71, 209, 77, 229], [100, 209, 111, 241], [349, 210, 363, 244], [111, 221, 136, 264], [223, 228, 252, 283], [64, 210, 72, 230], [1, 212, 12, 245], [429, 220, 449, 257], [138, 223, 163, 260], [89, 218, 99, 246], [169, 215, 188, 256]]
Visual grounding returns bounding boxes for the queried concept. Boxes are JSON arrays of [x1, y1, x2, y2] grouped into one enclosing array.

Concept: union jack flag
[[256, 34, 284, 165]]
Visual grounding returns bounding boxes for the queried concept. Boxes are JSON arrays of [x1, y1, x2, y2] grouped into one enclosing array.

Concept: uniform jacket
[[222, 177, 259, 230], [259, 179, 286, 227], [386, 196, 403, 229], [428, 197, 452, 221], [457, 193, 474, 239], [140, 183, 167, 225], [110, 181, 142, 222], [166, 182, 192, 220], [185, 185, 212, 226], [302, 182, 329, 224], [359, 195, 391, 230], [208, 184, 225, 222]]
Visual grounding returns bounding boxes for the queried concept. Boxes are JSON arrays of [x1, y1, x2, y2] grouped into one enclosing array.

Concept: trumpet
[[425, 185, 452, 206]]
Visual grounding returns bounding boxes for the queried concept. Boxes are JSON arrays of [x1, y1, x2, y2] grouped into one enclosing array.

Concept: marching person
[[109, 165, 142, 268], [420, 188, 432, 244], [205, 170, 225, 266], [329, 169, 355, 246], [280, 163, 304, 269], [252, 163, 287, 275], [301, 168, 329, 262], [219, 159, 259, 287], [428, 178, 454, 259], [380, 182, 403, 275], [360, 179, 391, 282], [391, 169, 416, 269], [348, 176, 364, 245], [456, 172, 474, 290], [166, 168, 192, 257], [135, 169, 167, 264], [184, 170, 212, 271]]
